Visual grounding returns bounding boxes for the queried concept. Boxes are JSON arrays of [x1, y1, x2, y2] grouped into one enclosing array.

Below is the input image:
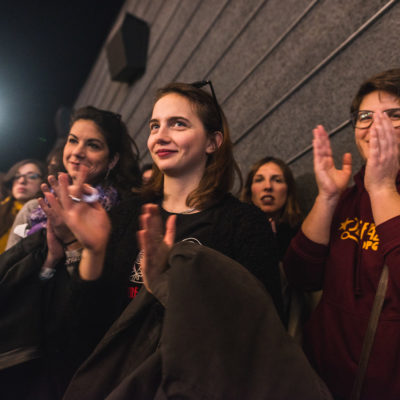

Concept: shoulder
[[109, 195, 146, 238], [20, 199, 39, 215], [218, 193, 267, 220], [110, 195, 145, 220], [214, 194, 270, 234]]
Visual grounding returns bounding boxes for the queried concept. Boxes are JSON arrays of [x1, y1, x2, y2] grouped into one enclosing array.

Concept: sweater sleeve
[[376, 215, 400, 287], [283, 229, 329, 291]]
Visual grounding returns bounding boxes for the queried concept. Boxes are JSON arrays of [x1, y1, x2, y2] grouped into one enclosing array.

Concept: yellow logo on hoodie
[[338, 217, 379, 251]]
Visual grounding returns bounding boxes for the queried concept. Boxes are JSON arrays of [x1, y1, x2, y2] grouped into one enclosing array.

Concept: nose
[[71, 142, 85, 158], [263, 180, 273, 191], [155, 124, 171, 143], [16, 175, 27, 183]]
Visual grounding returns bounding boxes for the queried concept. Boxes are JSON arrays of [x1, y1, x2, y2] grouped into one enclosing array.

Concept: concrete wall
[[74, 0, 400, 211]]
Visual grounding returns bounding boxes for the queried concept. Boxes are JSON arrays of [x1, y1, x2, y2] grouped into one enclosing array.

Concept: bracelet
[[65, 248, 83, 267], [63, 238, 78, 247], [39, 267, 56, 280]]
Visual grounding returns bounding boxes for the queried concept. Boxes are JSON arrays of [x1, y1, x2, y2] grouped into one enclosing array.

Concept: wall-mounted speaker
[[106, 13, 149, 83]]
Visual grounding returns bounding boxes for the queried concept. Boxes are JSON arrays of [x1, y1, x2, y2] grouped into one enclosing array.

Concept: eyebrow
[[254, 173, 284, 179], [68, 133, 105, 145], [149, 116, 191, 124], [358, 108, 400, 112]]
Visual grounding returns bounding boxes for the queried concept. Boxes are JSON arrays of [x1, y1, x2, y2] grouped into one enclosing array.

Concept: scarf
[[27, 185, 119, 236]]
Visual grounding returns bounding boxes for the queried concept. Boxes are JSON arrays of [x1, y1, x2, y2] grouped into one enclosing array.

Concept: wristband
[[63, 238, 78, 247]]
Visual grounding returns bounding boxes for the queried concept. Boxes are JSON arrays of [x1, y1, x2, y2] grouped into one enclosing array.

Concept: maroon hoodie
[[284, 167, 400, 400]]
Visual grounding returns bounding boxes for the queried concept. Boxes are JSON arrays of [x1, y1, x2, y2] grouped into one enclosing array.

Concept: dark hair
[[0, 159, 46, 237], [46, 142, 66, 176], [3, 159, 46, 191], [350, 69, 400, 114], [70, 106, 141, 197], [140, 163, 153, 175], [0, 172, 8, 201], [241, 156, 302, 228], [142, 82, 242, 209]]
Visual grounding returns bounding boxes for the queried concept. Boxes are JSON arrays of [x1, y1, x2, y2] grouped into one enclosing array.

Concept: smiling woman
[[284, 68, 400, 399], [40, 82, 325, 399], [0, 105, 142, 400]]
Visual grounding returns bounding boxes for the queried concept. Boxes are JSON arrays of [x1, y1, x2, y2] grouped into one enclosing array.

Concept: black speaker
[[106, 13, 149, 83]]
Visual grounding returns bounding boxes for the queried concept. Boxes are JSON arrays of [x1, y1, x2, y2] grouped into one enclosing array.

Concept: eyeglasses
[[190, 80, 223, 129], [351, 108, 400, 129], [13, 173, 42, 182]]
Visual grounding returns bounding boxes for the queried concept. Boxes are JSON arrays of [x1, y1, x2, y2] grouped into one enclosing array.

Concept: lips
[[261, 195, 274, 204], [156, 149, 177, 158]]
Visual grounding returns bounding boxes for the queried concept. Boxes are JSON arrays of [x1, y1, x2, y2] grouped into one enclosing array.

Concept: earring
[[105, 167, 111, 181]]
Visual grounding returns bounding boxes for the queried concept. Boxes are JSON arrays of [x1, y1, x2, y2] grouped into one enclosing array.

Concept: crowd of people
[[0, 68, 400, 399]]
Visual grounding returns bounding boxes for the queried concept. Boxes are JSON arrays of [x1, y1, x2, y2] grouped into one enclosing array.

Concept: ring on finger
[[68, 195, 82, 203]]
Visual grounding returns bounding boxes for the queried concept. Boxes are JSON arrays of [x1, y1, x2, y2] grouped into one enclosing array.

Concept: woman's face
[[147, 93, 217, 179], [63, 119, 111, 184], [355, 90, 400, 160], [11, 163, 42, 203], [251, 162, 288, 217]]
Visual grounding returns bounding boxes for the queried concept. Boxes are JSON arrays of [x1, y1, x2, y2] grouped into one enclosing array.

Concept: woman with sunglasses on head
[[0, 159, 45, 253], [54, 81, 283, 314], [284, 69, 400, 400], [54, 82, 331, 400], [0, 106, 141, 400]]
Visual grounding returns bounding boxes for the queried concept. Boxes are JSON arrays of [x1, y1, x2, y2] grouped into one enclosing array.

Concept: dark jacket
[[64, 241, 332, 400]]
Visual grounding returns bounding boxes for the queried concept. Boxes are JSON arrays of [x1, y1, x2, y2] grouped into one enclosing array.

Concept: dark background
[[0, 0, 125, 172]]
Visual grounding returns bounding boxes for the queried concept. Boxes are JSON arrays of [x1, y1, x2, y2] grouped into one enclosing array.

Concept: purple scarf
[[27, 185, 119, 236]]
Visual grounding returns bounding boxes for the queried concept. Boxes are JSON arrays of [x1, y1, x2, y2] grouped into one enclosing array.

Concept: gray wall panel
[[74, 0, 400, 210]]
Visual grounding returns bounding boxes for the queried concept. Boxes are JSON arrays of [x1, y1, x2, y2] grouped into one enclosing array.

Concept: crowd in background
[[1, 69, 400, 400]]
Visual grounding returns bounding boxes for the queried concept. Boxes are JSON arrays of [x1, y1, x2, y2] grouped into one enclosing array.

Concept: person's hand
[[39, 176, 75, 245], [54, 168, 111, 254], [313, 125, 352, 202], [41, 217, 65, 270], [365, 112, 399, 195], [137, 204, 176, 293]]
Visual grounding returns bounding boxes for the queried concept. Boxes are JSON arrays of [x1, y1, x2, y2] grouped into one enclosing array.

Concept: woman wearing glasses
[[0, 159, 45, 253], [284, 69, 400, 399]]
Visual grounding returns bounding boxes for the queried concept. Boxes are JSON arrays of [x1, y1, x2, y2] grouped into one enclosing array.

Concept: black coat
[[64, 242, 332, 400]]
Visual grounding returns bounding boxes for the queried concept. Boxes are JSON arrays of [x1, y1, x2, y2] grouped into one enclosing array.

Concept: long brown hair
[[142, 82, 242, 209], [241, 156, 302, 228]]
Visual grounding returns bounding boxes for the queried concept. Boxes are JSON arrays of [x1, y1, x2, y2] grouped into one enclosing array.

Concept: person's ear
[[206, 131, 223, 154]]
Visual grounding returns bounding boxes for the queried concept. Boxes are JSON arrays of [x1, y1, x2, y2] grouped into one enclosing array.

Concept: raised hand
[[55, 168, 111, 254], [301, 126, 353, 245], [365, 111, 399, 195], [39, 176, 75, 245], [41, 217, 65, 271], [313, 125, 352, 201], [137, 204, 176, 293]]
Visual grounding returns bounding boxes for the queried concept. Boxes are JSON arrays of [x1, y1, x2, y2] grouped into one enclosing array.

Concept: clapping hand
[[137, 204, 176, 293], [364, 111, 399, 195], [313, 125, 352, 201]]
